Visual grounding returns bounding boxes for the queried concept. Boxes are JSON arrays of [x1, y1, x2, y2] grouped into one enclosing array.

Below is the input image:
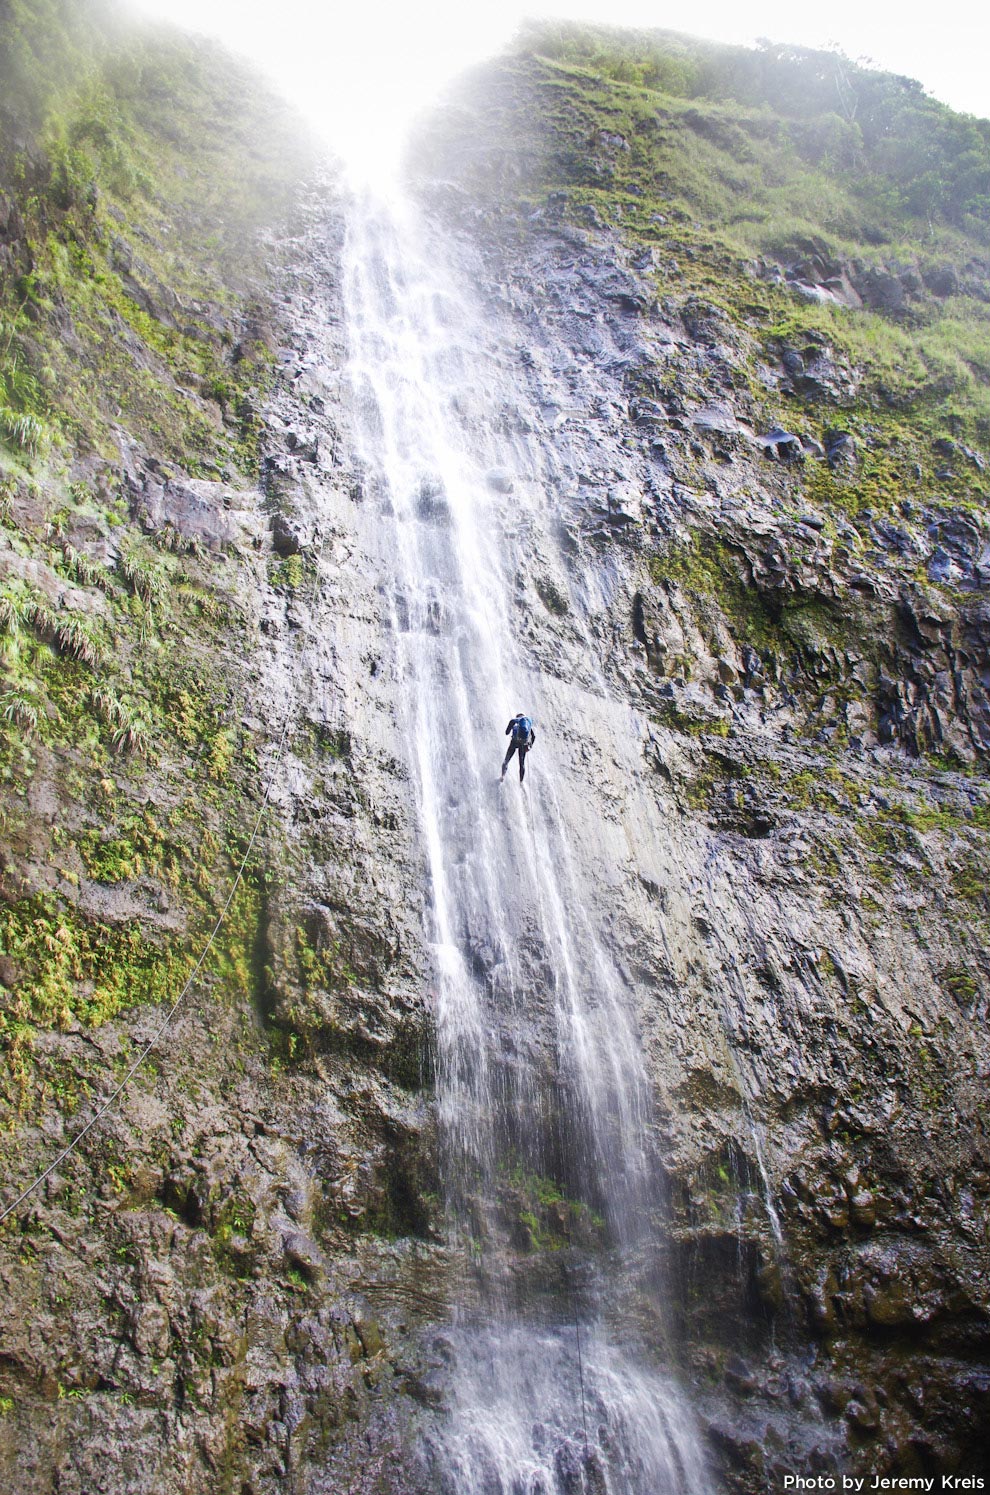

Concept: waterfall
[[342, 186, 710, 1494]]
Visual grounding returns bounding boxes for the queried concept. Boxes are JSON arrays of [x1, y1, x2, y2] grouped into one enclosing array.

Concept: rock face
[[0, 188, 450, 1493], [393, 48, 990, 1490], [2, 16, 990, 1495], [0, 6, 447, 1487]]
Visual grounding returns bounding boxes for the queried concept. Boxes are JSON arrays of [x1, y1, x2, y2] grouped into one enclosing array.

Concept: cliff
[[406, 28, 990, 1483], [1, 3, 436, 1487], [1, 7, 988, 1493]]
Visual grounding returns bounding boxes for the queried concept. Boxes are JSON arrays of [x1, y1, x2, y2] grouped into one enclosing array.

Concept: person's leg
[[502, 741, 517, 777], [518, 745, 528, 782]]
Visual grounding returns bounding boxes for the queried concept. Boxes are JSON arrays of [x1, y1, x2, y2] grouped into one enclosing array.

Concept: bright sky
[[125, 0, 990, 177]]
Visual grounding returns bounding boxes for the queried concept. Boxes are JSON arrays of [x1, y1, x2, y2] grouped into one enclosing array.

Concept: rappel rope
[[0, 712, 291, 1228], [563, 1254, 592, 1463], [574, 1298, 591, 1461]]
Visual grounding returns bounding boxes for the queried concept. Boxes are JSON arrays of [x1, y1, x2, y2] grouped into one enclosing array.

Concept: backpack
[[513, 716, 532, 743]]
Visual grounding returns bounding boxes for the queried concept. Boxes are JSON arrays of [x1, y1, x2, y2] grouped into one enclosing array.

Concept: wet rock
[[933, 437, 986, 473], [759, 427, 803, 461], [282, 1230, 326, 1280], [928, 546, 960, 585], [691, 403, 741, 436], [354, 1317, 385, 1358], [606, 484, 641, 526], [129, 471, 260, 551], [0, 191, 23, 240], [131, 1302, 170, 1359], [851, 264, 908, 315], [271, 511, 314, 556], [285, 429, 320, 462], [845, 1396, 879, 1433], [923, 262, 960, 297], [824, 429, 857, 469], [725, 1354, 757, 1393], [416, 474, 450, 521]]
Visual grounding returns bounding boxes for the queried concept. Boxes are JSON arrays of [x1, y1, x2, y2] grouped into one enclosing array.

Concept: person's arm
[[505, 719, 514, 735], [530, 726, 536, 745]]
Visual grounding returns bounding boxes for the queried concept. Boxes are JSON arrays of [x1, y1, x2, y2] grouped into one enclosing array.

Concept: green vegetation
[[0, 0, 312, 1122], [441, 25, 990, 458], [651, 533, 859, 660], [498, 1164, 606, 1253], [520, 22, 990, 229], [777, 765, 863, 811], [269, 554, 305, 591], [941, 965, 980, 1004], [294, 923, 357, 994], [646, 531, 879, 737], [0, 0, 312, 466]]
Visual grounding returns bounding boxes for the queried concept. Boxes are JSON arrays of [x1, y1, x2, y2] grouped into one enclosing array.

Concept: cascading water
[[343, 186, 710, 1494]]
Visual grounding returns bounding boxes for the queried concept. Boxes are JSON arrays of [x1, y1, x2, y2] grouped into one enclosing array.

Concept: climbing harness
[[0, 713, 290, 1228]]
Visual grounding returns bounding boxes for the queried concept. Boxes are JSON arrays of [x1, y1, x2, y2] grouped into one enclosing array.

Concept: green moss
[[950, 860, 988, 906], [445, 34, 990, 459], [650, 534, 858, 663], [269, 554, 305, 591], [0, 891, 189, 1033], [778, 765, 863, 813], [645, 533, 871, 725], [499, 1164, 606, 1253], [0, 855, 263, 1058], [206, 728, 235, 781], [806, 835, 843, 887], [1, 0, 310, 468], [942, 965, 979, 1004], [682, 752, 742, 809], [853, 816, 903, 882], [75, 809, 174, 881], [781, 769, 818, 810], [653, 700, 730, 738], [294, 923, 357, 992]]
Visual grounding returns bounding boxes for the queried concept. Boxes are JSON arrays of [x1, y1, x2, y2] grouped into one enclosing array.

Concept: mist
[[124, 0, 990, 178]]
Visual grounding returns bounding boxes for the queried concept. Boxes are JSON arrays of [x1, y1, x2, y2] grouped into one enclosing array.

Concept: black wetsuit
[[502, 716, 536, 782]]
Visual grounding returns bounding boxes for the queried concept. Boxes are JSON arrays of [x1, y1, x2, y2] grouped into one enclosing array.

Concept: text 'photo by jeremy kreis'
[[783, 1477, 988, 1492]]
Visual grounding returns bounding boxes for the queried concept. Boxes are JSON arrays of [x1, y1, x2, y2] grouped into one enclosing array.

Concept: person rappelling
[[501, 713, 536, 783]]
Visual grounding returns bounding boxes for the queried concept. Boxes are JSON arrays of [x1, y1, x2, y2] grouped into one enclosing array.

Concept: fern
[[110, 717, 151, 758], [0, 690, 40, 734], [0, 408, 46, 454], [89, 685, 129, 728], [117, 547, 167, 604], [25, 600, 100, 666], [59, 542, 114, 592], [52, 616, 99, 666]]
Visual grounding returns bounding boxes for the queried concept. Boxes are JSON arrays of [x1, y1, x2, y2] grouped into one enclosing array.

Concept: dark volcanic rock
[[128, 470, 258, 551]]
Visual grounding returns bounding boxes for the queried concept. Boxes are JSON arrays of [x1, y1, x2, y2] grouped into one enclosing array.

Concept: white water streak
[[342, 186, 709, 1494]]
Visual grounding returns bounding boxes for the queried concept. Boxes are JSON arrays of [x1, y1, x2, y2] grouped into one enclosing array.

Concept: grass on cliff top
[[438, 28, 990, 452], [516, 20, 990, 235]]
